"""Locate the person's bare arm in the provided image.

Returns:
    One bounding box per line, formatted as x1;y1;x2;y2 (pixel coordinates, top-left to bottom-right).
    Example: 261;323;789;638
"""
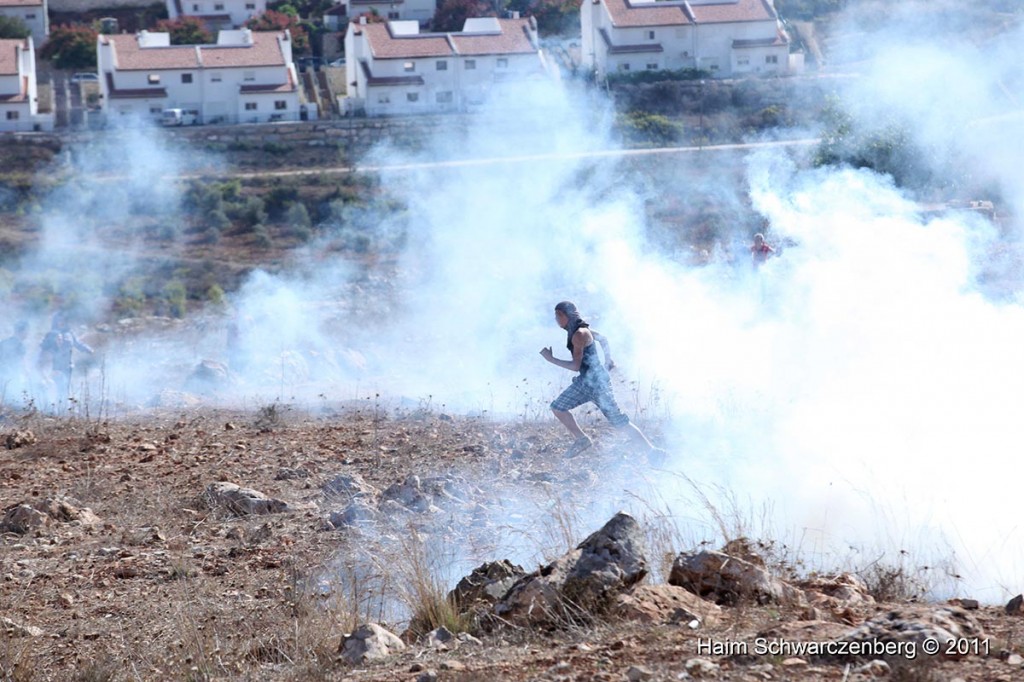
592;330;615;370
540;329;589;372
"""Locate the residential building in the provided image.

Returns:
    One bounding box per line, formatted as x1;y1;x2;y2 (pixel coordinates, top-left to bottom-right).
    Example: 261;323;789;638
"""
165;0;267;31
0;37;50;132
325;0;437;29
98;28;300;125
581;0;796;79
0;0;47;48
345;16;555;116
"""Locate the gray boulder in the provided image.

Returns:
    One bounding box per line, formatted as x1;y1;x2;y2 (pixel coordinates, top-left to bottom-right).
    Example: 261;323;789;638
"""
205;482;288;516
449;560;527;610
669;549;804;606
338;623;405;664
496;512;648;625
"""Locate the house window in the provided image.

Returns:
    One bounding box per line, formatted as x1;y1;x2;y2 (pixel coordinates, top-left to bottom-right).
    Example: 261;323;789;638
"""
403;61;415;72
710;64;719;70
25;13;35;19
274;100;287;110
149;106;162;114
766;55;778;64
465;59;476;70
192;3;200;10
497;58;508;69
436;91;452;103
148;74;161;84
646;30;655;40
245;102;257;110
182;73;193;83
243;71;255;81
214;3;224;9
406;92;419;102
388;11;399;18
618;63;630;71
738;57;749;66
682;50;689;57
211;72;222;82
436;60;447;71
5;111;18;120
377;94;390;103
245;2;255;7
646;63;657;70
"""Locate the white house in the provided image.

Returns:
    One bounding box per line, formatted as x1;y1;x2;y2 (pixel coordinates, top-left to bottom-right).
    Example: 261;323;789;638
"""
98;29;301;125
165;0;267;31
581;0;795;80
0;0;47;48
345;17;556;116
325;0;437;29
0;37;51;132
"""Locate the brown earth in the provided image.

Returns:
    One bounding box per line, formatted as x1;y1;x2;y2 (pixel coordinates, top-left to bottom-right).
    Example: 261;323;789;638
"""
2;408;1023;681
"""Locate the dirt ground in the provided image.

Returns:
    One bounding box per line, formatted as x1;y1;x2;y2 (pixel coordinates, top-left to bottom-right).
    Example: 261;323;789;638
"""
2;407;1023;681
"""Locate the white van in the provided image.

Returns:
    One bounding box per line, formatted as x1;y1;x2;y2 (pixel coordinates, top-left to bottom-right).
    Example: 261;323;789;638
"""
161;108;199;126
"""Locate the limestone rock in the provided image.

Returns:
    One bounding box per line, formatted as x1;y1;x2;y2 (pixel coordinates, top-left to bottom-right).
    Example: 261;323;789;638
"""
0;617;44;637
614;584;721;627
338;623;406;664
322;472;378;502
33;498;100;526
496;512;648;625
328;501;380;528
0;504;49;534
3;430;36;449
836;606;985;661
669;549;804;606
205;482;288;516
450;560;527;610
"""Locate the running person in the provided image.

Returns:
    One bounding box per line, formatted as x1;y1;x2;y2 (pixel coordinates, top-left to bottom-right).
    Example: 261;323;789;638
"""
540;301;666;464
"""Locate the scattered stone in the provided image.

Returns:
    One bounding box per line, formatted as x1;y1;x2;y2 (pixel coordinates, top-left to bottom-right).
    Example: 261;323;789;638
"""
496;513;648;625
3;430;36;449
422;626;455;650
328;501;380;528
851;659;892;675
275;467;310;481
450;560;527;610
625;664;652;681
953;598;979;610
322;472;379;501
1006;653;1023;666
439;660;465;671
669;549;804;606
381;475;434;512
415;671;438;682
684;658;719;678
614;584;721;627
204;482;288;516
58;593;73;608
185;360;233;393
0;504;49;535
836;606;985;661
338;623;405;664
1005;594;1022;615
0;617;44;637
456;632;482;646
781;657;807;666
33;498;101;526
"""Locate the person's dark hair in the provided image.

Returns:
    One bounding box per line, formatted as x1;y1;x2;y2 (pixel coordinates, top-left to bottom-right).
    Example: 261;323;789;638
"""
555;301;589;350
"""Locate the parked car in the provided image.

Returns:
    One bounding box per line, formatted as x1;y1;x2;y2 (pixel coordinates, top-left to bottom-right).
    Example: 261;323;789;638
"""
327;57;346;67
70;73;99;84
161;108;199;126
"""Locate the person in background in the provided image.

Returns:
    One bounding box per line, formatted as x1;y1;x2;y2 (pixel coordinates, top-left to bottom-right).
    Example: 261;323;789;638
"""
540;301;666;465
750;233;775;266
38;312;93;409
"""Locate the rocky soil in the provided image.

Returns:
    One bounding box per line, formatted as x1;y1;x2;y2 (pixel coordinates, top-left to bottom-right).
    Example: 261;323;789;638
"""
2;407;1023;682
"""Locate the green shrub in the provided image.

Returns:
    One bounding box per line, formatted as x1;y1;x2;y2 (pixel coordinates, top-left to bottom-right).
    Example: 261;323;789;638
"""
614;111;682;145
162;280;188;318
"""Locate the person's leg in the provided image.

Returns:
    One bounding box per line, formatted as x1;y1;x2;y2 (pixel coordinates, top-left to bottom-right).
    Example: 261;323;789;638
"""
551;380;593;455
594;383;666;463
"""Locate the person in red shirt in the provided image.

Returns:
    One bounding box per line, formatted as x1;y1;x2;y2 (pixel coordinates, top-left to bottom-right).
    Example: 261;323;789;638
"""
750;233;775;266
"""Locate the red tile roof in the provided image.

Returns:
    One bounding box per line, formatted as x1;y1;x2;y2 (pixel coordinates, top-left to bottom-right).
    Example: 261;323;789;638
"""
0;38;25;77
101;31;288;71
104;72;168;99
689;0;776;23
361;18;537;59
450;19;537;56
363;23;453;59
359;59;424;86
0;0;42;7
603;0;777;28
603;0;693;28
